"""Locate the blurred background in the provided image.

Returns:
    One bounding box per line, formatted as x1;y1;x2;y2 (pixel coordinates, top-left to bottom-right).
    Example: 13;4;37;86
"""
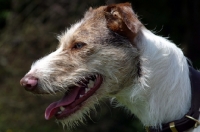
0;0;199;132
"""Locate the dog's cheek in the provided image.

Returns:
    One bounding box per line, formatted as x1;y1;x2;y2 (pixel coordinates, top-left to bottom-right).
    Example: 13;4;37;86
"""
104;49;137;93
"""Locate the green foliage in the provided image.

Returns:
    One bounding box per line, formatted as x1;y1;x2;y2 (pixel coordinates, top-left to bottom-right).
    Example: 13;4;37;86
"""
0;0;11;29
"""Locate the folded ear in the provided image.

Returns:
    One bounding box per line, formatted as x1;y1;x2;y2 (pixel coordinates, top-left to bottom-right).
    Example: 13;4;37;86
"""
104;3;142;42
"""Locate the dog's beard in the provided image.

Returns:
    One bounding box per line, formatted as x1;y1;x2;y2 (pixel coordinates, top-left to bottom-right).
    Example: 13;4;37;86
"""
55;95;101;130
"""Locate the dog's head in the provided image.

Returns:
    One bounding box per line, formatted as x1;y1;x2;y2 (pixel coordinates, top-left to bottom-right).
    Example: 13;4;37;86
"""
20;3;142;128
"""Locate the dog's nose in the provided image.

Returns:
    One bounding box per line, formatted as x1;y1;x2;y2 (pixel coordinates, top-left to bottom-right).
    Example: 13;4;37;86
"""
20;75;38;91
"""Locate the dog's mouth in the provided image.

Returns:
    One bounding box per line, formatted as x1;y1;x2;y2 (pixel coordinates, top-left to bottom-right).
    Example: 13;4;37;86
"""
45;74;103;120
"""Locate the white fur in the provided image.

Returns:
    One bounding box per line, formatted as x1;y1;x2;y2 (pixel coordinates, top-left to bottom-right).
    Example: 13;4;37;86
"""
114;27;200;131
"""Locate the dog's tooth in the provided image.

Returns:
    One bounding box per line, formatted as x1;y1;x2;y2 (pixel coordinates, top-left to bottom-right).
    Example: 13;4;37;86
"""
85;88;89;93
87;80;94;88
60;106;65;111
57;111;62;114
80;94;83;98
79;81;86;86
83;78;89;84
85;88;88;93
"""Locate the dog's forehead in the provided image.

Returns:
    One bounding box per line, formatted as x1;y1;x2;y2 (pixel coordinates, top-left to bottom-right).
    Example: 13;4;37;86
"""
57;6;107;49
57;21;83;48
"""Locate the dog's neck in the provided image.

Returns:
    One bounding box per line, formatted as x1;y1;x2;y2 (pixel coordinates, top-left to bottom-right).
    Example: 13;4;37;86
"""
115;27;191;127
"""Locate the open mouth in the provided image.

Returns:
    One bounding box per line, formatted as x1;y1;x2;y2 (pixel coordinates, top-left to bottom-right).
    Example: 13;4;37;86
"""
45;74;103;120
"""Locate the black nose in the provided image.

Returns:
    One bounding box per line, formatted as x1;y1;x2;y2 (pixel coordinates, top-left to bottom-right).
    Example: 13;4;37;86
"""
20;75;38;91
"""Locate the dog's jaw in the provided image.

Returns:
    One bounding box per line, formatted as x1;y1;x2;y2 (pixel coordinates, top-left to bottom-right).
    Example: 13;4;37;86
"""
45;74;103;120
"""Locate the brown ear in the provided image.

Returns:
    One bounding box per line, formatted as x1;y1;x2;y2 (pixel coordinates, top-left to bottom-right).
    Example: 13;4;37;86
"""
104;3;142;42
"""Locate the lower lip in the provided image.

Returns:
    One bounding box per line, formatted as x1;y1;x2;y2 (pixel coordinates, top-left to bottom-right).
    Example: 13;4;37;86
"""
55;105;81;119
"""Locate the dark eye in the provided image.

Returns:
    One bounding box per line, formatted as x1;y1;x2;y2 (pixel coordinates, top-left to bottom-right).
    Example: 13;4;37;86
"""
72;42;86;50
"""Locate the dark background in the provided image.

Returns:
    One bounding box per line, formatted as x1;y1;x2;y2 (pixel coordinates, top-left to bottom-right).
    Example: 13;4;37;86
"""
0;0;199;132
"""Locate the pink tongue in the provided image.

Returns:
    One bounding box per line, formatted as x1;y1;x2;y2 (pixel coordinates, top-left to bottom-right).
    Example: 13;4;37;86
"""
45;86;81;120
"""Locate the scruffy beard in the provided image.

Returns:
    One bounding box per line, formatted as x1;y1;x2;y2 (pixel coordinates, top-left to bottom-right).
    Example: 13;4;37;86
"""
55;94;104;130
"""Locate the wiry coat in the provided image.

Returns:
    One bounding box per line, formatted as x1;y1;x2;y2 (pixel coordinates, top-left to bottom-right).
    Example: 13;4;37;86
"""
20;3;200;132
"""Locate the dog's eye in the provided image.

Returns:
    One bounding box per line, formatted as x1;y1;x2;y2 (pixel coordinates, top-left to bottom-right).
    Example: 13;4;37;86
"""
72;42;86;50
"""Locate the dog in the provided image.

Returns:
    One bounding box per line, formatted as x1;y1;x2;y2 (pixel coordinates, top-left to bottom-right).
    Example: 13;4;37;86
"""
20;3;200;132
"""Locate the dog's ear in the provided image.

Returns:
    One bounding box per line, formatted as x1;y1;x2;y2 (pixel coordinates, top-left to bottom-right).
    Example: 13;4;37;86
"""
104;3;142;42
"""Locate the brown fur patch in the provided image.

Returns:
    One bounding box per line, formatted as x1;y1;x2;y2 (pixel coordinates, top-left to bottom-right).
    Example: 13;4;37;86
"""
104;3;143;44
